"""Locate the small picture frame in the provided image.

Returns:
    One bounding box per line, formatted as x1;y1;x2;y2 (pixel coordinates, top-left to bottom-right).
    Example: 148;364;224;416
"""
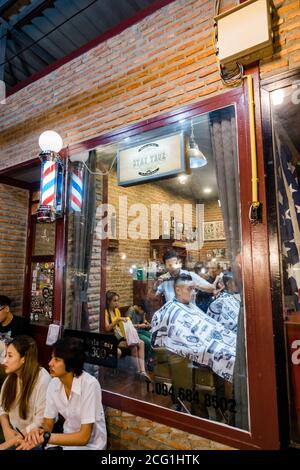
162;219;170;239
175;222;183;240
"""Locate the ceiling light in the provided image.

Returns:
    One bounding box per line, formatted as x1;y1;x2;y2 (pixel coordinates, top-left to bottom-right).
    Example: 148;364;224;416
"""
187;119;207;168
272;89;284;106
203;187;212;194
69;152;89;163
178;174;188;184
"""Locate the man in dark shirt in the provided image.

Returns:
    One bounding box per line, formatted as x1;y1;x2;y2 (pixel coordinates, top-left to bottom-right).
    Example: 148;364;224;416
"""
0;295;30;390
0;295;29;338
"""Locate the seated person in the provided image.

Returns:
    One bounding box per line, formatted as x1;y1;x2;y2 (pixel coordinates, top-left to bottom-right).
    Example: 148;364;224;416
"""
151;273;237;383
0;336;51;448
0;296;30;338
0;295;30;388
17;337;107;450
126;302;153;364
154;250;215;304
104;291;150;380
206;272;240;333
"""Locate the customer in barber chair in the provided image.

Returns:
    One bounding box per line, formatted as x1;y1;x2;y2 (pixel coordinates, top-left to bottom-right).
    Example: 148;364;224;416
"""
206;272;240;333
151;274;237;384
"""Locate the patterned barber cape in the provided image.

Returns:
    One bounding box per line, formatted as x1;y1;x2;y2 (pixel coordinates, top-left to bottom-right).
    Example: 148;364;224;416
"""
151;299;237;382
206;292;240;333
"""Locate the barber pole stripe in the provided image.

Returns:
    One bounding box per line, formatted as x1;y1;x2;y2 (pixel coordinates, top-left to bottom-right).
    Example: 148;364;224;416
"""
41;161;56;206
70;167;83;212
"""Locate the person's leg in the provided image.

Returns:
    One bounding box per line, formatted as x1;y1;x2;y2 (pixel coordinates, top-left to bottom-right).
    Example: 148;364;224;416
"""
129;344;139;370
134;340;146;373
138;331;152;362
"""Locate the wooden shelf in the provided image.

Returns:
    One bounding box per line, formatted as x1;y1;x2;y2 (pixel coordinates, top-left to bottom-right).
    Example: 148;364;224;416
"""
108;239;119;250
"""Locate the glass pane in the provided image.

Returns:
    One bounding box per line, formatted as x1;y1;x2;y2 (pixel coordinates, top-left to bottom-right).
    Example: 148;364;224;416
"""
65;105;248;430
271;83;300;445
30;261;54;325
33;222;56;256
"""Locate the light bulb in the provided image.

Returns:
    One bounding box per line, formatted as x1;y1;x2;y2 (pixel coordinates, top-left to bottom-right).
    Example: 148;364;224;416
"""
69;152;89;163
178;174;188;184
39;130;63;153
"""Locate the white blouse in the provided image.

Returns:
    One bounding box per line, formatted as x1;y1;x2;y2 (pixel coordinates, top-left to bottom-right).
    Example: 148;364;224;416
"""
0;367;51;434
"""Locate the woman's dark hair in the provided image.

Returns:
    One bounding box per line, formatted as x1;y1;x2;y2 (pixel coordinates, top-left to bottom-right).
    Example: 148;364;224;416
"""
52;337;85;377
2;335;40;420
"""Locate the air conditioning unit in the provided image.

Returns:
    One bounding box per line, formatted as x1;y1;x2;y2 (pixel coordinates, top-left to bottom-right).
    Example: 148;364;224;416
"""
215;0;273;67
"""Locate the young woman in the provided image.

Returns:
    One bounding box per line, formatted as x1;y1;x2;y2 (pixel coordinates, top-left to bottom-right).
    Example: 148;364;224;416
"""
0;335;51;446
104;291;150;380
18;336;107;450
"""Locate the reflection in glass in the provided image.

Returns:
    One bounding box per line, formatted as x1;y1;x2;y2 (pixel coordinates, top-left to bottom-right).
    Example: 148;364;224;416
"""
271;83;300;445
65;106;248;430
33;223;56;256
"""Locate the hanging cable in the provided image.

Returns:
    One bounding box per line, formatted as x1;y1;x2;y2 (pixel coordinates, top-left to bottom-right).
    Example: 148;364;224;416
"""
81;153;118;177
213;0;243;88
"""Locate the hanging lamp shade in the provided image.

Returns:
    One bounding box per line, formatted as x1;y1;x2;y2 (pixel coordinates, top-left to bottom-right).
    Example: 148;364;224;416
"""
187;120;207;168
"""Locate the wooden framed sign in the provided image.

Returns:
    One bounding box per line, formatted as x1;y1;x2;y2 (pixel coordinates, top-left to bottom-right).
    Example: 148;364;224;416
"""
117;131;186;186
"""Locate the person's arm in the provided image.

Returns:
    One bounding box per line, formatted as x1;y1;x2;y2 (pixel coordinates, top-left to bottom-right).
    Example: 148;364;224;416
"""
0;435;23;450
104;311;127;332
26;370;51;433
46;423;94;447
0;414;17;441
191;272;215;293
17;417;55;449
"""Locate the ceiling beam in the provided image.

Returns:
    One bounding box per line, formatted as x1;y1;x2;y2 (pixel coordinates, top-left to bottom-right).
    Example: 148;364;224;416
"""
7;0;55;31
0;0;18;15
0;23;7;81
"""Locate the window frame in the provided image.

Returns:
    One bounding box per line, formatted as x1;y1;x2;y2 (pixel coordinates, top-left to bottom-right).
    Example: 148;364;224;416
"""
68;68;279;449
261;67;300;448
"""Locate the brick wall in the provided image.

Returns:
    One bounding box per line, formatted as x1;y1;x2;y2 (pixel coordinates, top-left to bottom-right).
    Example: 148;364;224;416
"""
1;1;299;174
0;0;235;170
260;0;300;78
0;184;28;316
106;408;235;450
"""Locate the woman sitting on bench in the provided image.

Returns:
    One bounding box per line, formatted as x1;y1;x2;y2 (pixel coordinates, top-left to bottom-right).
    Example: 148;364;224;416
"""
104;291;150;381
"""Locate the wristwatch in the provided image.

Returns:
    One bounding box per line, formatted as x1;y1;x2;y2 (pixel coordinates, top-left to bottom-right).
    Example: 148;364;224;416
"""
42;431;51;448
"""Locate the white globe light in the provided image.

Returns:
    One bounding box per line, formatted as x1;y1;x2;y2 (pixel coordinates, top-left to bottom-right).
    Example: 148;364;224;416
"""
39;130;63;153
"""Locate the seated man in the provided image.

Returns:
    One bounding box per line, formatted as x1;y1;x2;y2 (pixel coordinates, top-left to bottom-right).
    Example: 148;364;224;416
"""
0;295;29;339
151;273;237;383
206;272;240;333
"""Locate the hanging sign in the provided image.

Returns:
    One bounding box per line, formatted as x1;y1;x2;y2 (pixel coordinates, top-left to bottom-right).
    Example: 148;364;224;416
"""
117;131;186;186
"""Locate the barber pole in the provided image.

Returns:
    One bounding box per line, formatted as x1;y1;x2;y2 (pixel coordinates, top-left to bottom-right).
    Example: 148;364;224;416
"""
41;160;56;206
70;165;83;212
37;152;64;223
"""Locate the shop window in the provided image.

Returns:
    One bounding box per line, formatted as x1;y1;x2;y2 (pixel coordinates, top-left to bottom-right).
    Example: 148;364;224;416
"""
65;105;249;432
265;72;300;446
